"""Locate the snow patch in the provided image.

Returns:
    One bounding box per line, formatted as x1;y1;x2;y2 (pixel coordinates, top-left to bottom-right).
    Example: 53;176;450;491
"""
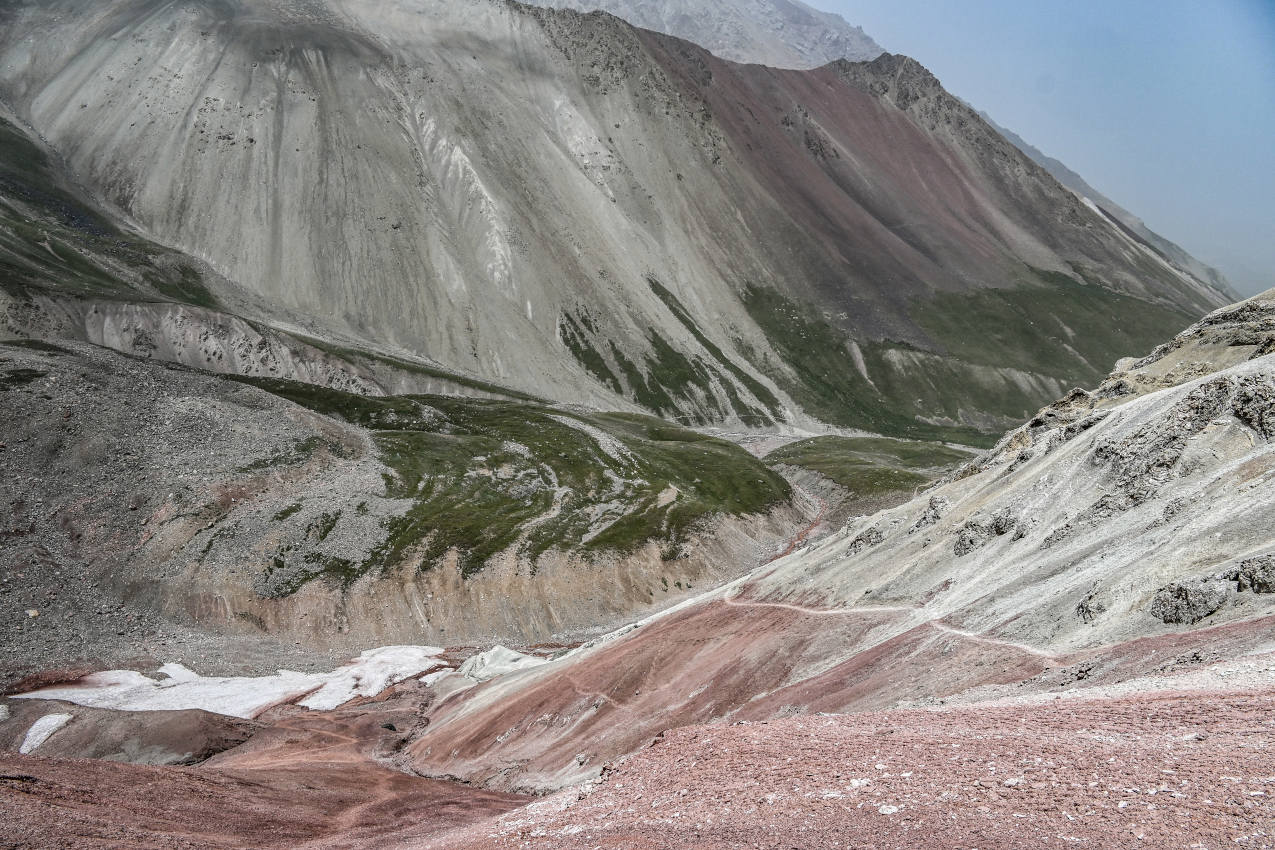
19;713;72;753
14;646;447;719
458;645;549;682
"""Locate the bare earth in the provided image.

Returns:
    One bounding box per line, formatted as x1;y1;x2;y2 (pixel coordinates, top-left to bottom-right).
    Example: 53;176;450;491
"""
2;678;1271;848
424;685;1275;849
0;684;531;849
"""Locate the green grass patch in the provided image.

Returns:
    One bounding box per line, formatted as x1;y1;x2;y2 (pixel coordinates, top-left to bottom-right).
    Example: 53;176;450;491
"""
272;503;302;522
911;267;1196;386
238;435;334;472
0;367;46;390
740;284;989;444
765;435;973;495
236;376;791;587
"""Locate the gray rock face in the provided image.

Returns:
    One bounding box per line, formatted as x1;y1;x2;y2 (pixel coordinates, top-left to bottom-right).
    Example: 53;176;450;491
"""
1232;375;1275;439
908;495;950;534
846;524;885;555
1150;579;1231;625
952;508;1017;556
1236;556;1275;594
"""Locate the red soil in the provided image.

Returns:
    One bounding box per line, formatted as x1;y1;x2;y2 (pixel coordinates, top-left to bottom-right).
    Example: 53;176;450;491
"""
424;686;1275;849
0;682;529;848
0;754;528;849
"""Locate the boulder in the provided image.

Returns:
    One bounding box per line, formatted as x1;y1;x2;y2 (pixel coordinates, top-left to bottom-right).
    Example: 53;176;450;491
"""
1150;578;1231;624
1236;555;1275;593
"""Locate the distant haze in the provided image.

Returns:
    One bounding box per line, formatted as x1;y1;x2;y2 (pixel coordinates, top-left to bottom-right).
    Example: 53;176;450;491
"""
816;0;1275;296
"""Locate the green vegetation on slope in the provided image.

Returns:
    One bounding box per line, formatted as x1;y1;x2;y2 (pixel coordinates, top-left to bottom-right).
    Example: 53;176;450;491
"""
559;311;623;394
742;272;1195;445
233;376;791;586
912;267;1196;387
559;281;788;427
765;435;972;497
647;276;782;423
740;284;991;445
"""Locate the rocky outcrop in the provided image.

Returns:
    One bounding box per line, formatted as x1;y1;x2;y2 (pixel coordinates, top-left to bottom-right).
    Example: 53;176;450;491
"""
951;507;1018;556
1150;579;1232;625
1236;556;1275;594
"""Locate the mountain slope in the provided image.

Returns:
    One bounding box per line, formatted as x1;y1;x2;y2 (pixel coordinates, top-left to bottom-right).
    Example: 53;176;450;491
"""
523;0;1234;309
528;0;883;68
394;290;1275;793
0;0;1232;439
0;336;804;680
979;111;1235;298
6;291;1273;848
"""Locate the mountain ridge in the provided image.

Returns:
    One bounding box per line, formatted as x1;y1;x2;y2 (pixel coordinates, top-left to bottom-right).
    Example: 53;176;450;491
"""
0;0;1232;442
526;0;884;68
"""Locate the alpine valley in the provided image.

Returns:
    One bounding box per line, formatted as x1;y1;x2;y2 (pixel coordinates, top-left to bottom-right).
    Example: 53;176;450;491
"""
0;2;1269;848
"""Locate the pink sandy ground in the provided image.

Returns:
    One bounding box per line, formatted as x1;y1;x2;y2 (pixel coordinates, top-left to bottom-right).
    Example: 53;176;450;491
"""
2;670;1272;848
420;685;1275;850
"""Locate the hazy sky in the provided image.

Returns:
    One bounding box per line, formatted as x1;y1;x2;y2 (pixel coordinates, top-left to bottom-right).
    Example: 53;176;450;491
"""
815;0;1274;296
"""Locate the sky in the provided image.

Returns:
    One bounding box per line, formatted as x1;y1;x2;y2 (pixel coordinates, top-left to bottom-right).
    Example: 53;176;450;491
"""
814;0;1275;296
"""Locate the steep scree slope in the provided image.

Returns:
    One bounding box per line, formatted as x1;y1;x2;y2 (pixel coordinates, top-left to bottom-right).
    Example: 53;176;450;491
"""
0;0;1232;437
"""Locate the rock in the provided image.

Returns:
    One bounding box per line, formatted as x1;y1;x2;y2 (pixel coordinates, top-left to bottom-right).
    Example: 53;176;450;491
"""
846;524;885;555
1150;579;1231;624
953;521;991;557
25;609;38;618
908;496;949;534
953;509;1016;556
1231;375;1275;439
1076;591;1106;624
1236;555;1275;593
1011;517;1037;541
1162;497;1188;522
990;507;1018;536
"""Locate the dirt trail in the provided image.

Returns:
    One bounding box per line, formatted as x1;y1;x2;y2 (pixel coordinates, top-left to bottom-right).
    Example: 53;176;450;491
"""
720;595;1057;662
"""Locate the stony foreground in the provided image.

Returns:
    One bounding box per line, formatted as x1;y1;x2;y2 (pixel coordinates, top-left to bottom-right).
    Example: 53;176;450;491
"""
425;681;1275;850
2;672;1271;849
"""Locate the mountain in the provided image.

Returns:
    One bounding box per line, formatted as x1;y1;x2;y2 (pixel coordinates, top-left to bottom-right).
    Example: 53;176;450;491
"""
979;110;1236;298
528;0;884;68
6;289;1273;846
535;1;1238;326
0;2;1268;844
0;0;1231;444
394;288;1275;793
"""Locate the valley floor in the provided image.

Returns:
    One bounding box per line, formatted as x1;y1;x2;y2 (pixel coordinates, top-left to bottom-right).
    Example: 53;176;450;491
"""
2;662;1271;849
